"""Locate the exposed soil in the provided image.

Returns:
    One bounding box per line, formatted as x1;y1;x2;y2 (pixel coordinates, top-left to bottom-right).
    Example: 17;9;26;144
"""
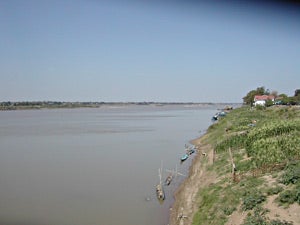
168;135;300;225
225;175;300;225
169;135;216;225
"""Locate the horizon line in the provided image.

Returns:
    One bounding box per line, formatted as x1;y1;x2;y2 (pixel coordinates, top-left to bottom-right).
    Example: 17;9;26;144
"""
0;100;242;104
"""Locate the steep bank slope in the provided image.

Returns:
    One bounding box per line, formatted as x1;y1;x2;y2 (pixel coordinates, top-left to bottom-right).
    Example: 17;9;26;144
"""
169;106;300;225
169;135;216;225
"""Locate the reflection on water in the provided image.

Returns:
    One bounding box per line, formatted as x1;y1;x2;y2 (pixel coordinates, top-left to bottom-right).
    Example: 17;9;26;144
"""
0;105;218;225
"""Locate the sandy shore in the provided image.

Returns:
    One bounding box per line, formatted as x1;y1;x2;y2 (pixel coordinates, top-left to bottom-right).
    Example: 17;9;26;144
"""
168;134;215;225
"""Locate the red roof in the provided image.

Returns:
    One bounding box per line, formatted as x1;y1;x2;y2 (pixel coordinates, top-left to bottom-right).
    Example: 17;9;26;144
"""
254;95;275;101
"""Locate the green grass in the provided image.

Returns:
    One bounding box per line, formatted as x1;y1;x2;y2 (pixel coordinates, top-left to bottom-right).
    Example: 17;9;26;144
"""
192;105;300;225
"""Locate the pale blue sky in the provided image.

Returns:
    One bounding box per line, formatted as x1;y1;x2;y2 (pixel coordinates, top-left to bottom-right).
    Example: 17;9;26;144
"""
0;0;299;103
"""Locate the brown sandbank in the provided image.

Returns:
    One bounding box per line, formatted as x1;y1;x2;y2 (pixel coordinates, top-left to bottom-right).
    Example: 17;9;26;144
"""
169;134;216;225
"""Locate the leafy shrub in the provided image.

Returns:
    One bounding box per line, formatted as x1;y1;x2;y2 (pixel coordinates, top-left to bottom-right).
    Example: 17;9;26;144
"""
243;206;294;225
242;192;266;210
277;190;296;205
242;206;268;225
294;184;300;204
266;186;284;195
214;119;300;168
222;206;236;216
269;220;293;225
280;161;300;185
255;105;266;110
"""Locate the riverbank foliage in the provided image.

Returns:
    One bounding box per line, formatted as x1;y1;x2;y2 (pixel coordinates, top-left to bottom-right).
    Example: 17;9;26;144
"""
0;101;220;110
193;105;300;225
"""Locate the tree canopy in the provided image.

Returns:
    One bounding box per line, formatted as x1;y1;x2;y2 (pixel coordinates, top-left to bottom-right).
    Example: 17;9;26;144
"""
243;87;300;106
243;86;267;106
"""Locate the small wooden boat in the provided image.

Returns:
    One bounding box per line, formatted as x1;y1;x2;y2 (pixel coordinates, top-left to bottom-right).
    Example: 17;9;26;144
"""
165;165;185;185
156;168;165;201
156;183;165;200
165;173;173;186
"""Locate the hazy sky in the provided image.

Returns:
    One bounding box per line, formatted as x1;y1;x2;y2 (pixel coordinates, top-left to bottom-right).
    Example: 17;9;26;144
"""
1;0;299;103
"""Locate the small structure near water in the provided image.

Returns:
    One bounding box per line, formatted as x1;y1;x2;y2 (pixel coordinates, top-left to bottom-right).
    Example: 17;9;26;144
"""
156;167;165;201
211;111;227;121
165;165;185;186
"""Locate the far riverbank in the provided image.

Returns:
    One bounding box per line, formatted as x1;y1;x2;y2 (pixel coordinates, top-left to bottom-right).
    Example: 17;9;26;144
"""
0;101;240;111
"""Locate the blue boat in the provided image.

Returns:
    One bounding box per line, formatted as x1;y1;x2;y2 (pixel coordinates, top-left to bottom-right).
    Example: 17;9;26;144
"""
181;154;189;162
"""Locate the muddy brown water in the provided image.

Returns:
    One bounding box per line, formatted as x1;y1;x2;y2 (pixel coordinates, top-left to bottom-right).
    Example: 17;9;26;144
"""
0;105;220;225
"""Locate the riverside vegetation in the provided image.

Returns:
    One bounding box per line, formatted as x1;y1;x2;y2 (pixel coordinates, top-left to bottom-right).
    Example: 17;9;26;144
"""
192;105;300;225
0;101;219;110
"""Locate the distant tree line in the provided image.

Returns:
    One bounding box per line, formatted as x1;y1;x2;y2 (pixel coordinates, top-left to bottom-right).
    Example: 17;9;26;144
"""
243;86;300;106
0;101;102;110
0;101;215;110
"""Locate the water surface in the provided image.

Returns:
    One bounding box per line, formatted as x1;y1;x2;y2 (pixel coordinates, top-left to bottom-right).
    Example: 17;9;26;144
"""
0;105;219;225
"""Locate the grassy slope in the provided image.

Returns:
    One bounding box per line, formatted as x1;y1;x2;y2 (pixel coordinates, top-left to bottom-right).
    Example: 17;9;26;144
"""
192;106;300;225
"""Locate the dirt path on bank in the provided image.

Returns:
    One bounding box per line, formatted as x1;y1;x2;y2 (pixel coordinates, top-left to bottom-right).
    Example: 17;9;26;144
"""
169;135;216;225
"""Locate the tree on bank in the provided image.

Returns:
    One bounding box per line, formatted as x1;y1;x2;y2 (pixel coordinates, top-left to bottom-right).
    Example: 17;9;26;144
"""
294;89;300;103
243;87;300;106
242;86;267;106
281;89;300;105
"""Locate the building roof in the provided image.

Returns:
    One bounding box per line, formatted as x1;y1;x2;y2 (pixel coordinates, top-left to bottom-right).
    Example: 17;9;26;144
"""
254;95;275;101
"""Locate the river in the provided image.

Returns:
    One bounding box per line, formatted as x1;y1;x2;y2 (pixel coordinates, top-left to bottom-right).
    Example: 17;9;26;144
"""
0;105;221;225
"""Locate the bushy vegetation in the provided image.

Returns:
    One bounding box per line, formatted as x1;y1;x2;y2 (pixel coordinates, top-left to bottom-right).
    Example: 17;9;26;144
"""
242;190;266;210
243;87;300;106
243;206;293;225
213;108;300;168
280;161;300;185
193;105;300;225
276;161;300;206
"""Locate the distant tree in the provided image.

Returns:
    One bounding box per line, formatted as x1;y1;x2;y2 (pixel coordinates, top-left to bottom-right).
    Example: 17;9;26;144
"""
256;86;266;95
243;90;257;106
294;89;300;104
276;94;287;105
281;97;289;105
288;96;298;105
278;93;288;98
265;99;274;107
3;101;11;106
270;91;278;98
243;86;266;106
